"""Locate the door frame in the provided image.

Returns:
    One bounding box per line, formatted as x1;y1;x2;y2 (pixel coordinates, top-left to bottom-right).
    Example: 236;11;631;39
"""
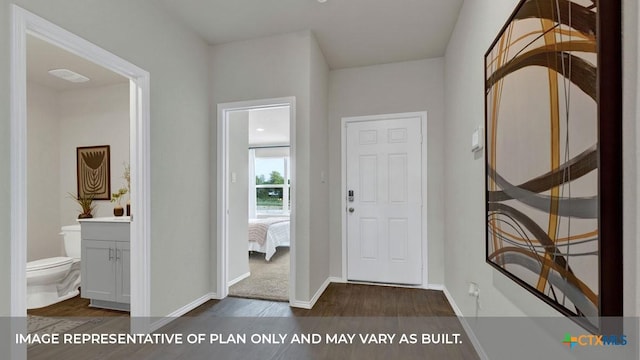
340;111;428;286
10;6;151;323
216;97;296;304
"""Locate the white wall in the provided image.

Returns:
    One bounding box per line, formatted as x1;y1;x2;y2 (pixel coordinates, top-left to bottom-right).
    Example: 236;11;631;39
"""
624;0;639;318
1;0;212;319
27;82;62;261
444;0;639;324
58;83;129;225
210;30;330;302
309;33;330;294
27;82;129;262
443;0;639;356
445;0;577;320
327;58;446;285
227;110;249;282
0;2;9;318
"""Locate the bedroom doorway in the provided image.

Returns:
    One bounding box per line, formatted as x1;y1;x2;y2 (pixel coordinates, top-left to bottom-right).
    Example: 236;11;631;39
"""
216;98;296;304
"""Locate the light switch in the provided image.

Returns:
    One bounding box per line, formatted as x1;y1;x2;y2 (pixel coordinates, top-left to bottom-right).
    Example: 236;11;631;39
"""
471;126;484;152
320;171;326;183
231;172;237;183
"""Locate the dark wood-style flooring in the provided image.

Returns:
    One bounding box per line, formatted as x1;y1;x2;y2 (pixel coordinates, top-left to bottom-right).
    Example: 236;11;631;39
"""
293;283;457;317
27;293;129;317
27;283;479;360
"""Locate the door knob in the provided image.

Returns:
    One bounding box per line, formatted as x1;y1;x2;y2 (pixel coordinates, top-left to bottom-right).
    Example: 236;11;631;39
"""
348;207;355;213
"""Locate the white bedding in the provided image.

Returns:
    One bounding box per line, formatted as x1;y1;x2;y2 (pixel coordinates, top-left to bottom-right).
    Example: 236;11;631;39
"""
248;220;290;261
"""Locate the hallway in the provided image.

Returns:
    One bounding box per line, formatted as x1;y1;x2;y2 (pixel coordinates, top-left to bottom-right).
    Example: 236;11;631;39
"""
27;284;478;360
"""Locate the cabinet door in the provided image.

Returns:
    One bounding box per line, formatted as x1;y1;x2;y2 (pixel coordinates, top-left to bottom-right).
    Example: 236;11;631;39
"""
116;242;131;304
81;240;116;301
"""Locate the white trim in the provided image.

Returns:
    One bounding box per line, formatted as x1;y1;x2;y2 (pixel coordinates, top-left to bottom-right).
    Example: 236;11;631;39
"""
290;277;331;309
637;0;640;319
10;6;151;327
248;149;257;219
10;4;27;319
340;111;428;286
149;293;215;333
425;283;444;291
216;97;297;306
227;272;251;287
442;287;464;317
442;287;489;360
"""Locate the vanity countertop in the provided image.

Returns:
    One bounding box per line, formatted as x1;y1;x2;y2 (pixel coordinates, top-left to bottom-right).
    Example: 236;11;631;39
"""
77;216;131;223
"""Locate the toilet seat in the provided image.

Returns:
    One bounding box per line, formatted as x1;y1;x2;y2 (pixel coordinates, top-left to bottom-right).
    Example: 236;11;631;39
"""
27;257;73;272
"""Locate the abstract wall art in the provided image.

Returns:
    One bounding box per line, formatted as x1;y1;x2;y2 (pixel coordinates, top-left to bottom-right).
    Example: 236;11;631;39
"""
485;0;622;332
77;145;111;200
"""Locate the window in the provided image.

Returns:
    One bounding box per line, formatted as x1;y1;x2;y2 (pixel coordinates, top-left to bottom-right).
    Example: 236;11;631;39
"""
249;147;290;217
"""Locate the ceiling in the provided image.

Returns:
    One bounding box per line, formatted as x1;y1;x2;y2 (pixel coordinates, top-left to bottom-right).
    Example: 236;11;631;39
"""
27;1;464;88
27;35;127;91
248;107;290;146
157;0;464;69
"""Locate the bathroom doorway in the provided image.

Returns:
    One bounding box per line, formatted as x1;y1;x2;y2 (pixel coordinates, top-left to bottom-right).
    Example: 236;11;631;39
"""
10;6;151;325
25;33;131;318
216;98;296;304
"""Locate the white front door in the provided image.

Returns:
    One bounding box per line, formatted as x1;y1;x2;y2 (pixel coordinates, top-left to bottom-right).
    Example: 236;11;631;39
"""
346;115;423;285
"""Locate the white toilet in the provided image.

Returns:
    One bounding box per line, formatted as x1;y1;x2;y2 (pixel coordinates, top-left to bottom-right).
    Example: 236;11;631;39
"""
27;224;82;309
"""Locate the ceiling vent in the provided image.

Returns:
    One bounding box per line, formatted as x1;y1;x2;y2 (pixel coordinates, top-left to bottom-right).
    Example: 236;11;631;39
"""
48;68;90;83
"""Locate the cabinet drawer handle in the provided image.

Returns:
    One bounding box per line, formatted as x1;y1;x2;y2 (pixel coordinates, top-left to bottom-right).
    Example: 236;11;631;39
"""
109;248;114;261
116;249;121;262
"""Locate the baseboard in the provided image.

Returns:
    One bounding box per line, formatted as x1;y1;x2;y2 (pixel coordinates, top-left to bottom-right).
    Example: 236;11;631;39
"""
329;276;345;283
149;292;215;332
442;287;488;360
290;277;331;309
425;283;444;291
227;272;250;287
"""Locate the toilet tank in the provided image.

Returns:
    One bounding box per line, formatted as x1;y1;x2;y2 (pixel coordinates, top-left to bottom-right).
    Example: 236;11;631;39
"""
61;224;81;259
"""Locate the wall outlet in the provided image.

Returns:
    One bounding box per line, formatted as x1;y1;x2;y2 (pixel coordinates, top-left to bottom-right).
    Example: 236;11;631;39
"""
468;282;479;297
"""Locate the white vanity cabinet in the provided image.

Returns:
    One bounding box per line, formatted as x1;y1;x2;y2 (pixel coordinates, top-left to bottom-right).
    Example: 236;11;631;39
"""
79;218;130;311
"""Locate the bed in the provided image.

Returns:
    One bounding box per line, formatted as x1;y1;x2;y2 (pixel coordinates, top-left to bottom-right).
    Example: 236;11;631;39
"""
248;217;290;261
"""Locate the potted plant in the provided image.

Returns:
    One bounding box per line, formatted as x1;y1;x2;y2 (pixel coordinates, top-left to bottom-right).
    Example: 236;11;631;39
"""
111;187;128;216
68;192;96;219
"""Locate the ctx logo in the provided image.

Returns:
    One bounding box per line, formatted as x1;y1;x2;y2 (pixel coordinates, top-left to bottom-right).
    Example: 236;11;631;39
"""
562;333;627;350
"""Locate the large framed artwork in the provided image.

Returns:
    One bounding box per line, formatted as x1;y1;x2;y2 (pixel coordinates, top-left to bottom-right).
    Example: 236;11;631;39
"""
485;0;622;333
77;145;111;200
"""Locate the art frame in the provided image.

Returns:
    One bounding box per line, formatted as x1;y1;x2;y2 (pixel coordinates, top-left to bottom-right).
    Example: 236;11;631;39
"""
77;145;111;200
484;0;622;333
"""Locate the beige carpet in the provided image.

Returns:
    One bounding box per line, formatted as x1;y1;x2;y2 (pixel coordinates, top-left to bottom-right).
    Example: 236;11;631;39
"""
229;248;289;302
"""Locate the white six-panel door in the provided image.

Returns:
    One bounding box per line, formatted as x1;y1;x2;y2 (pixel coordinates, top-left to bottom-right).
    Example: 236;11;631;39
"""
346;115;423;285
